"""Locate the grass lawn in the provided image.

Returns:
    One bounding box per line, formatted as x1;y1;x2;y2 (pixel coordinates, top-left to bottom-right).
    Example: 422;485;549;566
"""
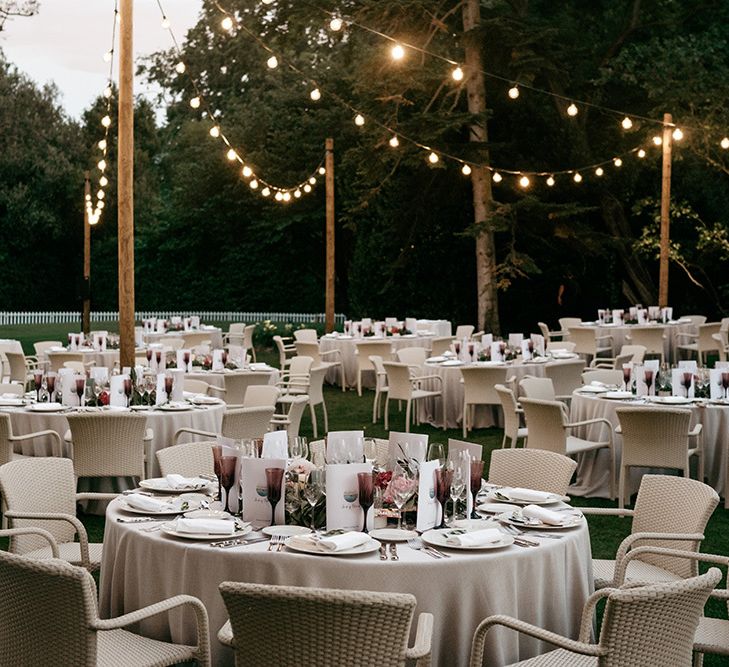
2;326;727;662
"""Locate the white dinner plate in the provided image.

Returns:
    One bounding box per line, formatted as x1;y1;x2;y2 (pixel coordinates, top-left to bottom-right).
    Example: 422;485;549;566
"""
26;402;68;412
477;502;521;515
157;403;193;412
262;525;312;537
648;396;693;405
129;404;153;411
497;511;583;530
576;385;611;394
527;357;549;364
421;528;513;551
441;360;464;367
161;517;251;540
190;396;224;405
139;477;213;493
602;391;634;400
426;356;447;363
450;518;495;531
489;489;561;505
0;398;24;406
474;360;506;367
118;493;208;515
550;352;578;359
284;537;381;556
368;528;418;542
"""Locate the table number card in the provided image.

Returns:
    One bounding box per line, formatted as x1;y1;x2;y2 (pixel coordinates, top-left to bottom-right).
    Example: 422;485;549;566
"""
530;334;545;356
482;333;493;348
508;333;523;349
636;360;659;396
262;430;288;459
612;310;624;324
191;316;200;329
212;349;225;372
672;369;695;398
325;462;373;531
110;375;128;407
416;459;439;532
678;360;698;372
661;307;673;322
447;439;483;465
176;350;193;372
155;374;167;405
241;457;287;525
91;367;109;386
521;339;533;361
490;342;504;362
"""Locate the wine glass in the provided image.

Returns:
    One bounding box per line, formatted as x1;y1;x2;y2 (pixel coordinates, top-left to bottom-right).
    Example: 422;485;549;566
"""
622;365;632;392
357;472;374;533
454;341;461;356
265;467;285;527
427;442;445;464
450;468;466;524
155;350;163;371
46;374;56;402
164;375;173;404
183;350;191;370
146;349;153;367
211;445;223;502
221;350;228;366
252;438;264;458
682;372;693;398
363;438;378;464
33;372;43;402
722;372;729;400
288;436;308;460
75;378;85;406
644;369;654;397
303;468;324;532
220;456;237;513
434;467;453;529
469;459;484;519
390;465;416;531
123;378;132;407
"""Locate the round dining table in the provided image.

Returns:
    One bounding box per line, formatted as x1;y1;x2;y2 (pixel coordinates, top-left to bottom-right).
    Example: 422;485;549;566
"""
144;327;224;349
186;366;280;392
100;502;593;666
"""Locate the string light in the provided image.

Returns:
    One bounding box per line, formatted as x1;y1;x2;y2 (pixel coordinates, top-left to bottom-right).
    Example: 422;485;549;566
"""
621;117;633;130
241;165;253;178
518;175;530;188
637;149;646;158
461;164;471;175
613;158;623;167
98;159;106;171
266;55;278;69
595;167;604;176
546;176;555;186
672;127;684;141
221;16;233;30
304;184;312;193
175;61;186;73
721;137;729;149
508;85;520;100
329;17;343;31
282;192;291;202
451;66;464;82
652;136;663;146
428;151;439;164
318;167;326;175
573;172;583;183
262;187;271;196
209;126;220;138
226;148;238;161
294;189;302;198
275;191;283;201
190;96;201;108
101;115;111;127
389;135;400;148
249;179;259;189
103;50;112;63
391;44;405;61
567;103;578;117
492;172;502;183
98;139;107;150
354;113;365;126
161;16;170;29
99;176;108;187
310;88;321;101
103;86;112;99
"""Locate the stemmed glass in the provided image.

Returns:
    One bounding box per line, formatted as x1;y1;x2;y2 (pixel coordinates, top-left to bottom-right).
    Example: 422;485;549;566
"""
146;349;153;367
450;468;466;524
622;365;632;392
183;351;191;371
164;375;173;404
427;442;445;464
75;378;85;406
469;459;484;519
265;467;285;527
221;350;228;367
211;445;223;502
357;472;374;533
288;437;308;460
390;465;417;531
454;341;461;356
33;372;43;402
363;438;378;464
434;467;453;530
220;456;237;513
644;369;654;397
123;378;132;407
303;468;324;532
46;374;56;402
155;350;163;371
721;372;729;400
682;372;693;398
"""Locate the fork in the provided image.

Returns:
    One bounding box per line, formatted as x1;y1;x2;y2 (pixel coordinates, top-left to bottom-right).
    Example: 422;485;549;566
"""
407;538;441;559
500;524;562;540
267;535;280;552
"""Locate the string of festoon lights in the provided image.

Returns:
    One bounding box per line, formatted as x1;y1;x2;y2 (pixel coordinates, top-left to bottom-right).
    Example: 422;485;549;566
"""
156;0;326;204
85;1;118;225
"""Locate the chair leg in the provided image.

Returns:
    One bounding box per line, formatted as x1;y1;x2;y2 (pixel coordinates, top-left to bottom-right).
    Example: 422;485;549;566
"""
618;465;626;511
405;400;412;433
309;403;318;439
321;400;329;432
501;434;507;448
340;365;346;392
358;370;362;397
372;391;378;424
462;400;468;438
610;446;617;501
384;396;390;430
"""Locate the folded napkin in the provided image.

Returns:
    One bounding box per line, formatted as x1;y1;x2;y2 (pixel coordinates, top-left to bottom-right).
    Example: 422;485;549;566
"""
174;518;235;535
124;494;173;512
502;487;554;503
165;474;206;490
249;363;271;371
446;528;502;547
522;504;571;526
288;531;369;553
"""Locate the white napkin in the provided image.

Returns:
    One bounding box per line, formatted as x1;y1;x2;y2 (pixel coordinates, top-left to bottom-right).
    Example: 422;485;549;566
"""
522;504;570;526
165;474;207;490
502;487;553;503
446;528;502;547
317;531;370;552
124;494;173;512
174;518;235;535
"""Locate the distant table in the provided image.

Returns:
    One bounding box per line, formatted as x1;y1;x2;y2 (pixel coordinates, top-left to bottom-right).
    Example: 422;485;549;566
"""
416;319;452;337
144;328;224;349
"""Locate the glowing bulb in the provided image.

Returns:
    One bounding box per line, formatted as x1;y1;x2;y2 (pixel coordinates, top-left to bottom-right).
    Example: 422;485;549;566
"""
613;158;623;167
508;85;519;99
190;97;201;109
101;115;111;128
97;159;106;171
391;44;405;61
209;126;220;138
451;66;464;82
97;201;104;209
282;192;291;202
226;149;237;161
266;56;278;69
309;177;317;185
161;17;170;29
652;136;662;146
329;17;343;31
546;176;555;187
99;176;108;187
573;172;582;183
492;172;502;183
275;191;283;201
249;179;258;189
310;88;321;101
621;116;633;130
461;164;472;176
354;114;365;126
85;194;91;202
294;189;302;198
98;139;107;151
175;62;186;74
389;135;400;148
672;127;683;141
567;103;578;117
721;137;729;149
221;16;233;31
97;190;105;199
303;184;312;193
519;175;530;188
242;165;253;178
262;187;271;197
595;167;604;176
103;86;112;99
318;167;326;175
637;149;646;158
103;51;112;63
428;152;439;164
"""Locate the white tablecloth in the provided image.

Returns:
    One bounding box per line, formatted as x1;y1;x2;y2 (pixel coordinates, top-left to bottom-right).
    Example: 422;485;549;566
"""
186;368;280;392
44;348;120;370
578;322;693;363
144;327;224;349
569;393;728;500
100;502;593;666
416;319;452;337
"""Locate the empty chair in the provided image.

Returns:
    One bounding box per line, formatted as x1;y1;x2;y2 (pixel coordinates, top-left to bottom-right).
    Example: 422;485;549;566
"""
546;340;576;353
519;397;615;498
460;366;508;437
355;340;393;396
244;324;257;362
591;344;646;369
430;337;454;357
684;314;708;328
544;359;586;401
278;356;314;394
583;474;719;589
270;395;309;438
625;326;667;363
156;440;216;478
557;317;582;340
713;330;728;363
183;378;212;395
468;568;720;667
494;383;527;448
582;368;623;385
383;362;443;433
488;448;578;497
369;355;389;424
455;324;475;339
676;322;722;366
519;376;557;401
217;581;432;667
395;346;427;368
214;371;271;405
293;328;318;342
295;341;345;392
278;363;328;438
4;351;40;383
47;352;86;373
568;327;613;364
222;322;245;347
537;321;565;343
176;406;275;442
273;335;296;370
63;360;88;374
615;408;703;510
242;384;280;408
0;413;61;466
33;340;62;358
0;549;211;666
182;332;212;348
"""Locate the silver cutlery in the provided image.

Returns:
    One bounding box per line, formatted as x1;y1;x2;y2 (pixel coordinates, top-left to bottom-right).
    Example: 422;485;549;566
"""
267;535;284;552
211;537;269;549
499;523;561;540
408;537;450;559
379;543;388;561
277;535;285;552
407;538;441;559
389;543;399;561
116;517;165;524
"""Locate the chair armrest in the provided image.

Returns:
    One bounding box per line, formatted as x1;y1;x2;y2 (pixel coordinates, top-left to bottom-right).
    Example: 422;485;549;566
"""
174;427;217;443
144;428;154;442
579;588;615;642
595;334;613;343
676;332;698;341
0;527;59;558
208;385;226;394
319;349;341;360
617;546;729;585
613;531;705;581
9;429;62;450
217;620;235;648
590;357;616;368
566;417;612;430
76;492;122;502
412;374;443;386
689;424;702;437
405;612;433;662
5;511;91;567
579;507;634;517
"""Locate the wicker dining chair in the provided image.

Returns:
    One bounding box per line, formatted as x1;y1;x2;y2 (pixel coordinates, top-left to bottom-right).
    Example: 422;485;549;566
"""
494;383;527;448
0;413;62;466
294;341;346;392
557;318;582;340
519;397;615;498
582;369;623;386
455;324;475;340
0;548;211;666
182;332;213;349
218;582;432;667
519;376;557;401
4;351;40;384
625;326;667;364
209;371;271;405
47;352;87;373
159;336;185;351
382;361;444;433
293;328;318;343
591;344;646;369
0;382;24;397
430;336;455;356
546;340;577;353
568;327;613;365
157;440;216;478
270;394;309;438
242;384;280;409
183;378;212;395
222;322;245;347
460;366;508;437
676;322;722;366
369;355;389;424
468;568;721;667
396;346;428;369
175;406;275;442
615;408;703;510
544;359;586;401
488;448;576;496
354;340;393;397
278;363;328;438
32;340;62;358
538;321;566;344
0;457;117;571
581;474;719;590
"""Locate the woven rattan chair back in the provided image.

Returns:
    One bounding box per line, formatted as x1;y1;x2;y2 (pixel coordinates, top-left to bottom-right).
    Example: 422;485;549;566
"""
293;329;318;343
430;337;455;356
223;372;271;404
356;341;394;373
0;414;18;465
627;327;666;357
519;398;567;454
395;347;427;367
33;340;62;357
569;327;602;357
519;376;556;401
494;384;521;447
243;385;280;409
547;341;577;353
582;369;623;385
545;359;586;396
4;352;29;383
219;581;417;667
488;448;576;496
47;352;84;373
383;362;414;402
221;406;274;440
620;345;646;364
461;366;507;406
182;332;212;348
183;379;210;395
294;342;324;365
157;440;216;478
617;408;693;470
455;325;475;340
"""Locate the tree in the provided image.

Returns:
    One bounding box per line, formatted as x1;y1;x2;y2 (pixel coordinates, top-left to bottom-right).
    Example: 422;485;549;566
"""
0;1;38;31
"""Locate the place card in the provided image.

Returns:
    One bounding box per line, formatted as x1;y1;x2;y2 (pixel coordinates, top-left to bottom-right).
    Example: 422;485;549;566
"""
612;309;624;324
190;316;200;329
212;349;225;372
661;307;673;323
91;367;109;385
490;342;505;362
508;333;523;348
170;369;185;401
416;459;439;532
521;339;533;361
678;360;698;372
326;430;364;463
155;374;167;405
672;369;695;398
59;370;80;407
325;462;373;532
110;374;128;407
262;430;288;459
241;457;286;525
530;333;545;356
447;438;483;464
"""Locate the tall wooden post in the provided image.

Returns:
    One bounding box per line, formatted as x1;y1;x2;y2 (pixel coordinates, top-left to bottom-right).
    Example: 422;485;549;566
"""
325;138;335;333
658;113;673;307
82;171;91;335
118;0;135;367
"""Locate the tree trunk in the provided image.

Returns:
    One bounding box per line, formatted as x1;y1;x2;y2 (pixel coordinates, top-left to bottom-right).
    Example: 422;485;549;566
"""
462;0;500;334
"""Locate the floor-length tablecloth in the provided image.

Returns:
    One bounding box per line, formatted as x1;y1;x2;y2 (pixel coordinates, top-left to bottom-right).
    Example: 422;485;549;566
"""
101;501;593;666
577;321;693;363
144;327;224;349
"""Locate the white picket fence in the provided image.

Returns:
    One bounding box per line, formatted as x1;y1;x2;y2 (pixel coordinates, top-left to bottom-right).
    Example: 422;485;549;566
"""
0;311;346;326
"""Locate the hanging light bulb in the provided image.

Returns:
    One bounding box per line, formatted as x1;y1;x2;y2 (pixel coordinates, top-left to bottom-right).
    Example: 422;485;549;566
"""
175;62;186;74
595;167;604;176
99;176;108;187
309;177;317;185
567;103;578;116
262;187;271;197
275;191;284;201
97;190;105;200
209;126;220;138
461;164;472;176
97;201;105;210
652;136;663;146
721;137;729;149
85;194;92;202
190;97;201;109
508;85;520;99
621;116;633;130
249;179;259;189
389;135;400;148
310;88;321;101
103;51;112;63
262;0;274;4
98;139;107;151
428;152;439;164
226;148;238;161
294;189;302;198
266;56;278;69
161;17;170;29
221;16;233;31
391;44;405;61
672;127;683;141
329;17;343;31
103;86;112;99
519;175;530;188
613;158;623;167
97;159;106;171
318;167;326;175
242;165;253;178
101;115;111;127
451;66;464;82
282;192;292;202
303;184;312;193
354;114;365;126
492;172;502;183
546;175;555;187
637;149;646;158
573;172;583;183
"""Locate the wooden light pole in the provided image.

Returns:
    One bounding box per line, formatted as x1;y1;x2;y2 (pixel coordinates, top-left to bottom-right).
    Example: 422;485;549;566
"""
325;138;335;333
82;171;91;335
658;112;673;308
118;0;135;367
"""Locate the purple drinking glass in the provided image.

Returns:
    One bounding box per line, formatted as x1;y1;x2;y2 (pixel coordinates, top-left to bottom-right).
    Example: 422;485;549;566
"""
644;369;654;396
33;372;43;402
76;378;85;405
357;472;374;534
220;456;237;513
123;378;132;407
211;445;223;500
265;467;285;527
682;372;693;398
46;374;56;402
469;459;484;519
164;376;173;403
435;467;453;529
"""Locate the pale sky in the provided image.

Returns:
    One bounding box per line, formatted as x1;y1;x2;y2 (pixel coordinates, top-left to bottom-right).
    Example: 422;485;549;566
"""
0;0;203;119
